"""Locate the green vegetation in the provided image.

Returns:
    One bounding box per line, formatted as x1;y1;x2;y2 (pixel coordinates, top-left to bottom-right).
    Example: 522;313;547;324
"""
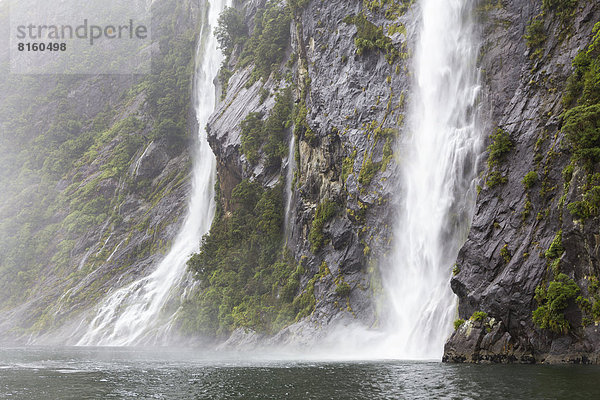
485;128;513;188
476;0;504;13
288;0;310;12
215;7;248;58
240;112;265;164
184;180;302;336
452;264;461;276
584;186;600;215
145;12;199;152
363;0;414;20
562;164;574;183
523;171;539;189
291;72;317;146
454;318;465;330
293;96;317;146
335;281;351;297
544;230;565;275
500;244;512;264
525;17;546;59
240;2;292;83
358;155;382;187
525;0;580;61
487;128;514;165
542;0;578;25
562;33;600;220
563;24;600;109
470;311;489;322
566;176;600;221
341;150;358;183
545;230;564;259
215;1;292;93
577;277;600;326
567;200;590;220
563;105;600;164
532;231;580;333
239;87;293;168
486;170;508;188
353;120;396;190
0;0;198;312
533;273;580;333
343;13;400;64
522;198;533;221
308;200;338;252
293;261;331;322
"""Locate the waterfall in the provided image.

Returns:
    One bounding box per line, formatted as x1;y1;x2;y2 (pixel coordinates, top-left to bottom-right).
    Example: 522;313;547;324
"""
76;0;229;346
284;134;296;242
384;0;482;359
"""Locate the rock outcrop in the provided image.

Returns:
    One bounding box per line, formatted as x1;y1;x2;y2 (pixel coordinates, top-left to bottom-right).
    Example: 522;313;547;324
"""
2;0;600;364
204;0;415;343
446;0;600;363
0;0;203;340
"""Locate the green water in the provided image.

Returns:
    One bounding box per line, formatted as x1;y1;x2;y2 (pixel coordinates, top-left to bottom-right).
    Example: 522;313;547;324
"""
1;347;599;399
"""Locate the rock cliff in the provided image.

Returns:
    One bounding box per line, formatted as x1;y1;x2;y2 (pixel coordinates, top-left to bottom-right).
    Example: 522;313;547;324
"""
1;0;600;364
0;0;203;341
445;0;600;363
184;0;416;345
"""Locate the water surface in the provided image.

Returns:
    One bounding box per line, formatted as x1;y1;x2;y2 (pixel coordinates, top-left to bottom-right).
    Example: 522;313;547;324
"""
1;347;599;399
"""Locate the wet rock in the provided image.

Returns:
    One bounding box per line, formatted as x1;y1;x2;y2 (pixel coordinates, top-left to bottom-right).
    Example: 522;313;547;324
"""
133;141;169;179
445;0;600;363
444;318;535;364
217;328;265;351
206;0;403;348
443;320;487;363
327;217;352;250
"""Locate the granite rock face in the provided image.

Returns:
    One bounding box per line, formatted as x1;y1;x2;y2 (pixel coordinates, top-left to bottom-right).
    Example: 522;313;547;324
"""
0;0;202;341
445;0;600;363
2;0;599;362
206;0;416;344
208;0;600;360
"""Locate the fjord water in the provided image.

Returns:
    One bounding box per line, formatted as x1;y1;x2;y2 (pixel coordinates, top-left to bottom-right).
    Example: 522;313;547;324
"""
383;0;482;358
76;0;230;345
2;347;600;399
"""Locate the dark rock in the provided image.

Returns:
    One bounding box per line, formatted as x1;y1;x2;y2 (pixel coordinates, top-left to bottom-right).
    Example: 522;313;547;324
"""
205;0;401;346
445;0;600;363
133;141;169;179
443;320;486;363
327;217;352;250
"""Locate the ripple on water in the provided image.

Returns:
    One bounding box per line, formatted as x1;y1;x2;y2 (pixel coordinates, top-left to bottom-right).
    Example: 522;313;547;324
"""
0;348;599;399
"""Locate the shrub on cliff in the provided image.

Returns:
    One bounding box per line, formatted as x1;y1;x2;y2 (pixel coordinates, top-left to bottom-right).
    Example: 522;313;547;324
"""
185;180;302;336
562;104;600;164
239;1;291;82
215;7;248;57
470;311;488;322
239;87;293;168
335;281;351;297
487;128;514;166
522;171;539;189
542;0;578;24
533;273;580;334
562;23;600;163
544;230;564;260
343;12;400;64
524;17;546;59
453;319;465;330
240;112;265;164
308;200;338;251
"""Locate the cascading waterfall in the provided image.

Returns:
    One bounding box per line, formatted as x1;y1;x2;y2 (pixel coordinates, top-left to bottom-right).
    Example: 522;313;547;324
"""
76;0;229;346
284;134;296;242
384;0;482;359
